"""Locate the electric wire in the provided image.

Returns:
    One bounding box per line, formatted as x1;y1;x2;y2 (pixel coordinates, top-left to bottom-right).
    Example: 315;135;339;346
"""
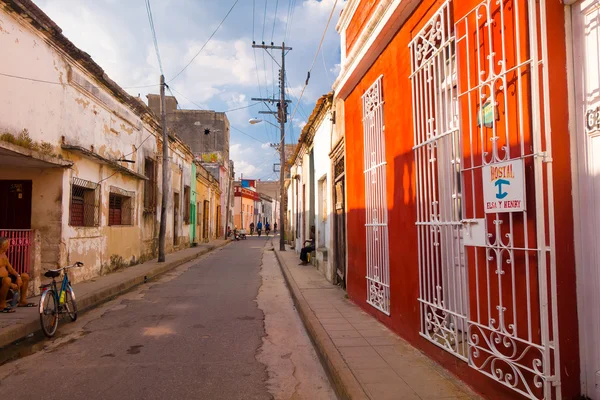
284;0;338;142
270;0;279;42
224;102;261;113
0;71;62;85
230;125;268;144
262;0;268;41
169;0;239;83
145;0;164;76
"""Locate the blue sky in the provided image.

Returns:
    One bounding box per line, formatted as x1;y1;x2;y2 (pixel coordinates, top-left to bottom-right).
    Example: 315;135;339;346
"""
35;0;344;180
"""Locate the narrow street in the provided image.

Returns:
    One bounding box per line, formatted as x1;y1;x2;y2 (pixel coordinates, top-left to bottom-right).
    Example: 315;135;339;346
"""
0;238;336;400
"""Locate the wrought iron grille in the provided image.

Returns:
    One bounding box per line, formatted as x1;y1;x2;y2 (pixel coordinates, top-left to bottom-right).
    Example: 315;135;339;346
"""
70;177;100;227
410;1;561;398
409;0;468;360
0;229;32;275
362;75;390;315
108;186;135;226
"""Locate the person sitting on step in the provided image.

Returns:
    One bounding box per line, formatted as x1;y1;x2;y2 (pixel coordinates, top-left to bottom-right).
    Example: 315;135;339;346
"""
299;226;315;266
0;237;35;313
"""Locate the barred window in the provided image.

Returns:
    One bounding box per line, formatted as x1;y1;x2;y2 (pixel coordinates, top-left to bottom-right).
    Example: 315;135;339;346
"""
70;178;100;227
183;185;191;224
109;186;134;226
144;158;156;210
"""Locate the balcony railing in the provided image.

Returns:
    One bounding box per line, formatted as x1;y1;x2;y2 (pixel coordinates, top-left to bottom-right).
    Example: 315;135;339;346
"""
0;229;32;275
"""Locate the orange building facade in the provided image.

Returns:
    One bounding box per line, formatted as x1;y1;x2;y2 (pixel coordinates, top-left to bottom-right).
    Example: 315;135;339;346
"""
334;0;585;398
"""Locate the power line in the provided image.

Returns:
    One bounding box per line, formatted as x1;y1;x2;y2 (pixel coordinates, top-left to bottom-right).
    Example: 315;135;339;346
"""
0;71;62;85
168;87;206;110
169;0;240;83
262;0;268;41
145;0;164;76
284;0;297;42
230;125;268;144
270;0;279;42
122;83;160;89
285;0;338;135
224;102;261;112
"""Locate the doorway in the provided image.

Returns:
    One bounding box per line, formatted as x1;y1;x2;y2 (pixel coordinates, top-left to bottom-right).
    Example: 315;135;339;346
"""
203;200;210;240
173;192;179;246
332;155;346;288
0;180;32;229
571;1;600;398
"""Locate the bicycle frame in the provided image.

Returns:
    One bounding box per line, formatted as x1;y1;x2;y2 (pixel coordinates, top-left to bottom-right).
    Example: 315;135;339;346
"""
39;268;74;312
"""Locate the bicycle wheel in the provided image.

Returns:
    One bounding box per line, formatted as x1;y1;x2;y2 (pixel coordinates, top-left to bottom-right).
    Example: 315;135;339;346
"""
65;286;77;322
39;290;59;337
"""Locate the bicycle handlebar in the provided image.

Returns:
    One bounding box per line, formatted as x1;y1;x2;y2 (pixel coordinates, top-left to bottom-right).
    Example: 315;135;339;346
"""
47;261;84;273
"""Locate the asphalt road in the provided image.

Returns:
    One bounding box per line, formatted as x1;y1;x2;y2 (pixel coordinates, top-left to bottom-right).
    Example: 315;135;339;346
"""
0;237;335;400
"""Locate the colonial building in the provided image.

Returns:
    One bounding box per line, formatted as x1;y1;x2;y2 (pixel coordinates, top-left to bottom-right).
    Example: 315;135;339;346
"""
193;162;221;243
233;180;259;231
333;0;584;398
147;96;232;239
287;93;341;283
0;0;195;291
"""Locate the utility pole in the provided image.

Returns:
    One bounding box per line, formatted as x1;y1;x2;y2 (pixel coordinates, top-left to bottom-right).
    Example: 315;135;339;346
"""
158;74;168;262
252;41;291;251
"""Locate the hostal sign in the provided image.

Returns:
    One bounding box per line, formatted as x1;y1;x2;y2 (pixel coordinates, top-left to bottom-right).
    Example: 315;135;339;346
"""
482;159;525;213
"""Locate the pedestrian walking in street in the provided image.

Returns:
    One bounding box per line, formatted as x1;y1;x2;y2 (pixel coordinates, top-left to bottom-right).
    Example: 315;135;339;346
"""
273;222;278;234
299;226;315;265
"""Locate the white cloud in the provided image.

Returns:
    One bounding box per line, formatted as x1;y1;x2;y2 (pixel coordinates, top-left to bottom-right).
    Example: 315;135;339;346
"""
234;160;259;178
330;63;341;76
34;0;344;178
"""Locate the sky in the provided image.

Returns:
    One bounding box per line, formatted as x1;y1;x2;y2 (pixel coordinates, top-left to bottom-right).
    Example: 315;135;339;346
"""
35;0;345;180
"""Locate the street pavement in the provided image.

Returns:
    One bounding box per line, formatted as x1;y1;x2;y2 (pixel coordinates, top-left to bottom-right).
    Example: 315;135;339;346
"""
0;236;336;400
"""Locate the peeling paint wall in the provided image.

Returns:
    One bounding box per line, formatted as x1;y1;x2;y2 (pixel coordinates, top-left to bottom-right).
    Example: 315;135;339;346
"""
0;8;195;284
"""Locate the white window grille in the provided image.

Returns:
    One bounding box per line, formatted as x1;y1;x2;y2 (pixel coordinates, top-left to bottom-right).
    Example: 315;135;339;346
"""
409;0;468;360
362;75;390;315
410;1;561;399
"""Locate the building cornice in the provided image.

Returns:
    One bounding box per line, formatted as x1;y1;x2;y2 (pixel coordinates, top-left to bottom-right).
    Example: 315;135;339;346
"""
336;0;361;32
333;0;419;99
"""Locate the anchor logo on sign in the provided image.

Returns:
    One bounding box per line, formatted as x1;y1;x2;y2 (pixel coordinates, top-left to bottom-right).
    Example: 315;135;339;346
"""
495;179;510;200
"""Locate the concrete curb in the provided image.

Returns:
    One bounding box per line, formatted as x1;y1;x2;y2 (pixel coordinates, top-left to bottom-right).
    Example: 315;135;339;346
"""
0;241;230;349
272;246;369;400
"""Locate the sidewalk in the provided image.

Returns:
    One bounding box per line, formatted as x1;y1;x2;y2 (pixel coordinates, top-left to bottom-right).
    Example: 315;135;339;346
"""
273;244;481;400
0;239;229;349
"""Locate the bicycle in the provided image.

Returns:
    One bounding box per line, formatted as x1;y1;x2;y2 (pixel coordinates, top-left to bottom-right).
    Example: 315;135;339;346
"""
39;261;83;337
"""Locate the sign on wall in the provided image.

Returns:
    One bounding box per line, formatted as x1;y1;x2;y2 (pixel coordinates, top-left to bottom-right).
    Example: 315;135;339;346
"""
482;159;525;213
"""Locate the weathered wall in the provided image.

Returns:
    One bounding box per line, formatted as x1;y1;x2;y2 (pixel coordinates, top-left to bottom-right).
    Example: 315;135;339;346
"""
312;110;334;281
0;6;195;283
0;167;64;271
147;96;230;167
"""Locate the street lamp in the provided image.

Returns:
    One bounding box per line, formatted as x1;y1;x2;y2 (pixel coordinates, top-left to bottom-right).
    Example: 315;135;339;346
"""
249;118;279;129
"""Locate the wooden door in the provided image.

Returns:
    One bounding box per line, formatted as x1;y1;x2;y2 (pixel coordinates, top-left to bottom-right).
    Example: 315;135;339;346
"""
173;192;179;246
203;200;210;240
334;170;346;288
